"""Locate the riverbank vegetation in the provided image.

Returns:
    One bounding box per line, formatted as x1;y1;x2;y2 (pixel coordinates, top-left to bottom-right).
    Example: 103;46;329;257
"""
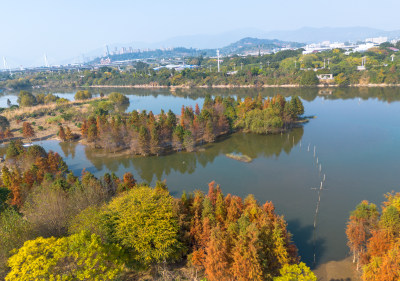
0;90;305;157
2;44;400;89
0;143;316;280
0;91;130;144
346;193;400;280
79;94;304;155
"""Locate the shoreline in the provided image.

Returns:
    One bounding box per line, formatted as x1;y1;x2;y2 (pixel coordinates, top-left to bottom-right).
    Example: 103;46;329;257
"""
313;257;361;281
85;83;400;89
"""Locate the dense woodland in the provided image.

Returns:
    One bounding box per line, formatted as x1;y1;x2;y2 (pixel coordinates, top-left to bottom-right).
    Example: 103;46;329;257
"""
0;142;316;280
2;43;400;89
77;94;304;155
346;193;400;280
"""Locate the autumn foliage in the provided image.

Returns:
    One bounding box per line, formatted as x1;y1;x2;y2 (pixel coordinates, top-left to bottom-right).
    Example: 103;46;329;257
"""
80;94;304;156
346;193;400;280
22;122;35;141
179;181;299;280
0;143;313;280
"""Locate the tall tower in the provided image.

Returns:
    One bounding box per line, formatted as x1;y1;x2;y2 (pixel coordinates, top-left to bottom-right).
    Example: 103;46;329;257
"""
3;57;11;75
105;45;110;57
44;53;49;67
217;50;220;73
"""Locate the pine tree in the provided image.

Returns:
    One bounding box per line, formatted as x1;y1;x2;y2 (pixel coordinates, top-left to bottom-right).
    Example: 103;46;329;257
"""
195;103;201;115
22;122;35;142
81;120;88;137
2;166;12;189
204;226;231;281
138;126;149;155
4;128;13;140
58;125;66;141
150;127;161;155
231;222;263;281
65;126;73;141
180;105;185;127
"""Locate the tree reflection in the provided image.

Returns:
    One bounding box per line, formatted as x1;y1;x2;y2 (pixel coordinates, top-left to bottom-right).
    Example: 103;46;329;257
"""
58;142;76;158
82;127;303;183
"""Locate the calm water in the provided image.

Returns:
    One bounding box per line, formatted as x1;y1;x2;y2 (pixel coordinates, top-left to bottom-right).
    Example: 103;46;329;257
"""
2;87;400;267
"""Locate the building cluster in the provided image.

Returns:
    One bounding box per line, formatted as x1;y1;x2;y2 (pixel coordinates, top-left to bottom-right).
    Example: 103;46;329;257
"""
303;36;398;55
104;46;174;57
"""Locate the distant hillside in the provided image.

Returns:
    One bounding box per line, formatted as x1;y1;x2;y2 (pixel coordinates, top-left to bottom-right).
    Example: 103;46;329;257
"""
90;37;304;64
83;26;400;65
219;37;304;55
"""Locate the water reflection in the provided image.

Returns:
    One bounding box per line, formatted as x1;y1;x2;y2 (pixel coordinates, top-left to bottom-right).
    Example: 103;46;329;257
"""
59;141;76;159
2;87;400;105
78;128;303;183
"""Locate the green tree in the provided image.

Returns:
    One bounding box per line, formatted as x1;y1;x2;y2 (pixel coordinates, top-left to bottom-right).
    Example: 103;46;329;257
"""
108;92;130;105
0;209;33;276
379;205;400;235
17;91;37;107
299;71;319;86
0;116;10;132
6;140;24;158
334;73;350;86
105;186;182;267
68;206;109;242
74;90;92;100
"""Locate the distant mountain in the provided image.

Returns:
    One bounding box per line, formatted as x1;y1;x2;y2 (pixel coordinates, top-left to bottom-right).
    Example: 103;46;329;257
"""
123;27;400;50
152;27;400;47
89;37;305;64
219;37;304;55
152;28;269;49
83;26;400;65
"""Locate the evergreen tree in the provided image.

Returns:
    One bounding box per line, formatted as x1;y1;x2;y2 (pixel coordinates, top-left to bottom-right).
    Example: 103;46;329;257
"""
58;125;66;141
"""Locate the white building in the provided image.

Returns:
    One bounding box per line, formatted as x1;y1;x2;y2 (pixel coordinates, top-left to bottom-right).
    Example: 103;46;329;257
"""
365;37;388;44
354;43;376;52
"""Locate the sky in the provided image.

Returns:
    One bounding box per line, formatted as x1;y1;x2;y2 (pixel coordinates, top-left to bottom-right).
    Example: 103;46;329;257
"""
1;0;400;67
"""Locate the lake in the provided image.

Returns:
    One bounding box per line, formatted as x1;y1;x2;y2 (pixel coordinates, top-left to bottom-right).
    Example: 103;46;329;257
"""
2;87;400;267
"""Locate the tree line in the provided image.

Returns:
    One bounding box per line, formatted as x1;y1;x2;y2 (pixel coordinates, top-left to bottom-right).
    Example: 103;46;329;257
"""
3;44;400;89
0;142;316;280
75;94;304;155
346;192;400;280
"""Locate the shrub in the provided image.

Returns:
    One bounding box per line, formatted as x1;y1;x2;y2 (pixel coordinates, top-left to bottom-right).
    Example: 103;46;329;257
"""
61;113;73;121
108;92;130;105
0;116;10;131
46;116;62;124
44;93;59;104
74;90;92;100
56;98;69;104
17;91;37;107
0;209;34;277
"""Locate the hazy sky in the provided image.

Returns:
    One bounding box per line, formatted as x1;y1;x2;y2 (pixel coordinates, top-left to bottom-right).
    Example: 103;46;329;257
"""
2;0;400;67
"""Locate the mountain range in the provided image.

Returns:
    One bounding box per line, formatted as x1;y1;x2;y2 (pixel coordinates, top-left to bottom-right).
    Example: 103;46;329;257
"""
67;27;400;64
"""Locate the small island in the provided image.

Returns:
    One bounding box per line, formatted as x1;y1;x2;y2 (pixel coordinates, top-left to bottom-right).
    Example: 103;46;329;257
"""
225;153;252;163
0;91;306;158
